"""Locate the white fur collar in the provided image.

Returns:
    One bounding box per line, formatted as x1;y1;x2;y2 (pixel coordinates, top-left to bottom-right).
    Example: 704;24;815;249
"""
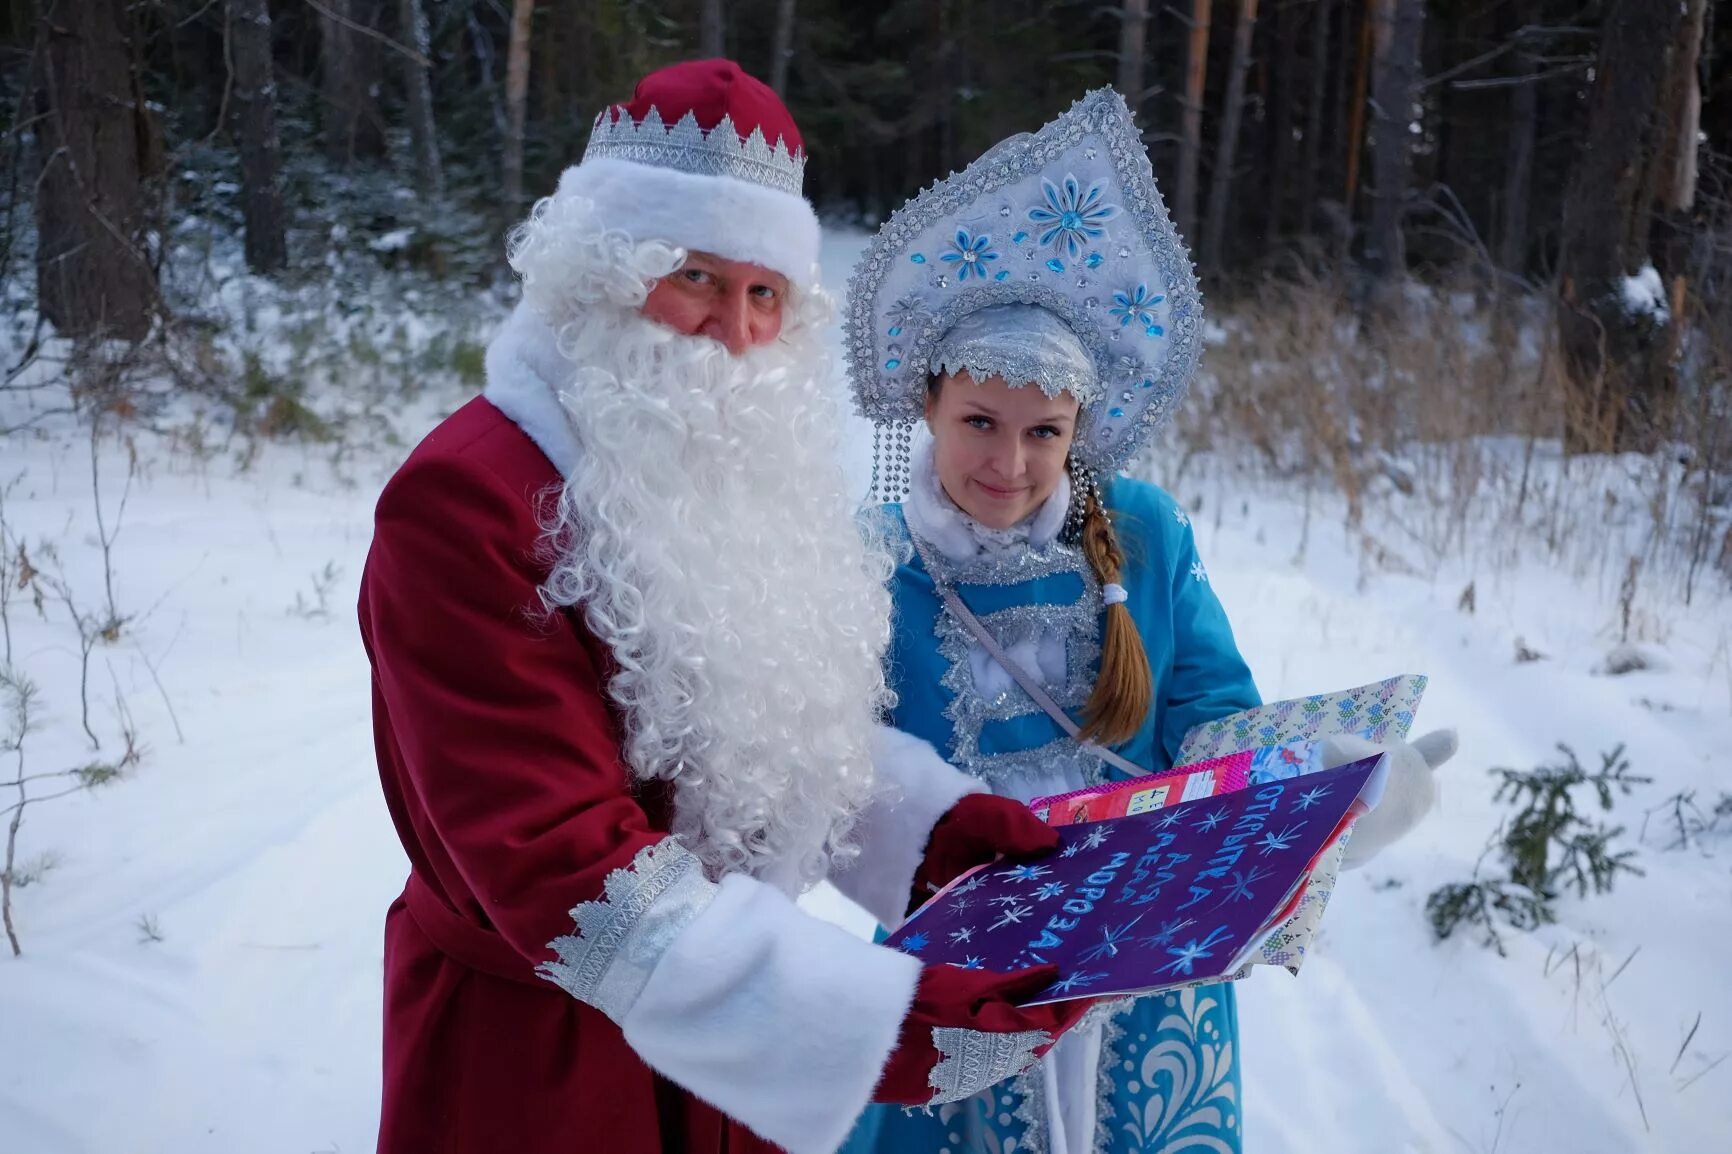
903;434;1071;562
482;302;584;476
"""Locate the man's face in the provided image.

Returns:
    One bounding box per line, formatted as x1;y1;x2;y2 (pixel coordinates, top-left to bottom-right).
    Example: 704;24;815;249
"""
641;251;790;356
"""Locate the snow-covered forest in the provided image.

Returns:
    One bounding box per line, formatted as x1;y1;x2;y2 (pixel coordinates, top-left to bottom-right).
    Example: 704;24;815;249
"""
3;2;1730;1152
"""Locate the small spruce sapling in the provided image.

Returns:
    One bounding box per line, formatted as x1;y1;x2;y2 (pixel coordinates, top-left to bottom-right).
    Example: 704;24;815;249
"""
1427;744;1649;955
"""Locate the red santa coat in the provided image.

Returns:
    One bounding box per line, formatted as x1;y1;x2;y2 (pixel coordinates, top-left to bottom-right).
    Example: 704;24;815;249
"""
360;320;984;1154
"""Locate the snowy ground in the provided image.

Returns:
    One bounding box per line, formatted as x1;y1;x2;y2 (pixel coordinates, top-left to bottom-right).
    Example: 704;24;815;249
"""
2;231;1729;1153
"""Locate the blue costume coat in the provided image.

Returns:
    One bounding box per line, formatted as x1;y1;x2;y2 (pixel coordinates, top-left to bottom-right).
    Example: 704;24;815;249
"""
844;474;1260;1154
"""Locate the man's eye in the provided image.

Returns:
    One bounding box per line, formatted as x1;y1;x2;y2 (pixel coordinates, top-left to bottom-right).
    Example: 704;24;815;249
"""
751;284;779;300
683;269;712;285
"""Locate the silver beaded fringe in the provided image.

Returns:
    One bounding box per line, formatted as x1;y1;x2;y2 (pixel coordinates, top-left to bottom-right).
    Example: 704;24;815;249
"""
869;420;918;504
1064;455;1101;543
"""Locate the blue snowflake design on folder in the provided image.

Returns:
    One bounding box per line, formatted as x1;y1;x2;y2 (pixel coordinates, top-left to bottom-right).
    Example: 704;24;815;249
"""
1161;926;1235;977
885;758;1381;1004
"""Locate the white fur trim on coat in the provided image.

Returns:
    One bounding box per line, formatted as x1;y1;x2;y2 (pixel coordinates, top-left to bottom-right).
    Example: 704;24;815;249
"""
829;726;986;930
482;303;583;476
622;871;921;1154
557;156;821;287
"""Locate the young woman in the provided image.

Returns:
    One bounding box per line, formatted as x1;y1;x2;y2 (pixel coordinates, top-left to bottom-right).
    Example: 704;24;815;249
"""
839;89;1453;1154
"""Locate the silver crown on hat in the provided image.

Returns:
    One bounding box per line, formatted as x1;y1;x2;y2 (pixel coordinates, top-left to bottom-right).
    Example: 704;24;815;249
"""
582;107;807;197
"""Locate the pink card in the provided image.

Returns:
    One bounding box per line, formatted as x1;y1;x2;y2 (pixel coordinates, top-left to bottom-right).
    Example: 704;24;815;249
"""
1030;750;1253;827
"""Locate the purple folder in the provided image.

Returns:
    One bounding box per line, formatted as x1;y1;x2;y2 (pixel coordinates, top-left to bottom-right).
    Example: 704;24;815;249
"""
884;756;1383;1004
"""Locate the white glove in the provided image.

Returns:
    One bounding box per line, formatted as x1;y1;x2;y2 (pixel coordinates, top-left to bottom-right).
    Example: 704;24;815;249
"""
1320;729;1458;869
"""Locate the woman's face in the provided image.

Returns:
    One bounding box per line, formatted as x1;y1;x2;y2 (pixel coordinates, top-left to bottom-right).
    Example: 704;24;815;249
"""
924;370;1081;529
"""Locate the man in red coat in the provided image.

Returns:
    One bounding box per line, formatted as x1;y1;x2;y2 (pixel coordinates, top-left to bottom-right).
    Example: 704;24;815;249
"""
360;60;1087;1154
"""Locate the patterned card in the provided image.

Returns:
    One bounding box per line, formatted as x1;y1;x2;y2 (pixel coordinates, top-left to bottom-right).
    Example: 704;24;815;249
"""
1247;739;1329;785
1173;674;1428;766
885;757;1383;1004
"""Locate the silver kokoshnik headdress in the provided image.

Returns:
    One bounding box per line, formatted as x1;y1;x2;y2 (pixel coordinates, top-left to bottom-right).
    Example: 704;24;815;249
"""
845;87;1205;518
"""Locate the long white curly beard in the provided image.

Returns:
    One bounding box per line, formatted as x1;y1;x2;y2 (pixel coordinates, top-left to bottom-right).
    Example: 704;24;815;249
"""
535;300;895;894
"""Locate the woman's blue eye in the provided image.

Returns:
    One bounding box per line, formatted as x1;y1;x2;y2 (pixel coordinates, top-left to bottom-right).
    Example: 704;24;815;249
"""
1030;426;1060;440
965;415;993;430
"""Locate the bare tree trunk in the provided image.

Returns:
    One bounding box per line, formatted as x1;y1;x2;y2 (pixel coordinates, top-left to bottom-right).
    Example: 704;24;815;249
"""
928;0;956;180
318;0;387;164
1556;0;1686;453
503;0;534;208
1497;8;1538;275
168;1;226;138
226;0;286;273
33;0;157;339
1175;0;1212;243
1267;0;1301;243
466;8;507;141
1343;0;1374;214
770;0;796;98
1201;0;1259;275
400;0;444;197
1117;0;1150;113
537;0;560;126
572;0;594;117
1659;0;1708;214
1298;0;1335;237
1365;0;1424;287
700;0;725;59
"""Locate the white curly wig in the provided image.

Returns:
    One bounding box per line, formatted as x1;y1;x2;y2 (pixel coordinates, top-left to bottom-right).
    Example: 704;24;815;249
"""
504;193;895;893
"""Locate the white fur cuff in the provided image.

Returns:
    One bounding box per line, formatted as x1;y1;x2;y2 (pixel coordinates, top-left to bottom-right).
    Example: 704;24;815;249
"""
828;726;986;930
622;872;922;1154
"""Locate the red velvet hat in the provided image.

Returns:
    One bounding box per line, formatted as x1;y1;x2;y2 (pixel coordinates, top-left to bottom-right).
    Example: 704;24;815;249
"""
554;60;820;285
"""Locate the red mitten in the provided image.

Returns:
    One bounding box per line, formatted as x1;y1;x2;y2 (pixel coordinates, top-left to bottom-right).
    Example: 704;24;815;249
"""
916;793;1059;898
872;963;1095;1106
